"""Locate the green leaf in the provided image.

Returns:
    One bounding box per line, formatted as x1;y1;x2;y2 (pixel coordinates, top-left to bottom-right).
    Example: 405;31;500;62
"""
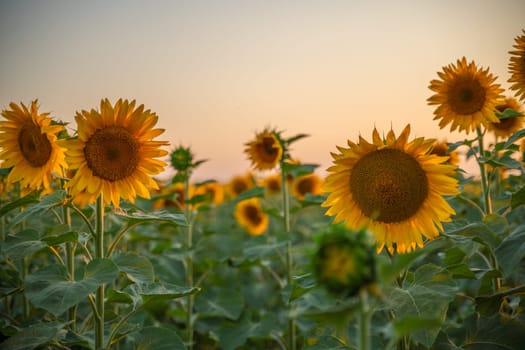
282;162;319;178
496;107;524;119
443;223;501;249
391;316;443;342
304;335;350;350
127;282;199;307
243;239;287;262
25;258;118;316
135;326;186;350
1;229;47;261
285;133;310;145
112;252;155;284
8;190;67;228
0;321;70;350
107;288;134;304
0;190;40;218
195;288;244;320
461;313;525;349
42;231;78;246
504;128;525;148
511;186;525;209
215;313;280;350
115;209;187;227
494;224;525;276
232;186;266;203
299;193;327;207
383;264;458;348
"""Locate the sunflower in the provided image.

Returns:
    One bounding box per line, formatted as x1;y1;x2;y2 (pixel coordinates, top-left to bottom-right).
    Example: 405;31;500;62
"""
194;181;225;206
291;173;323;199
509;30;525;102
430;140;459;165
261;173;281;194
66;98;169;207
428;57;504;134
245;129;283;171
227;173;254;199
152;182;189;210
322;125;459;254
487;97;524;138
234;197;269;235
0;100;67;193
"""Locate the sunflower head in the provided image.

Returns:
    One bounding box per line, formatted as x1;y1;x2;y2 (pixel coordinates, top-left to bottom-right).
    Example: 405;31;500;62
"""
428;57;504;134
487;97;524;138
313;224;375;297
508;29;525;102
291;173;323;200
0;100;67;193
169;145;207;182
65;98;169;207
261;173;281;194
431;140;460;165
194;181;225;206
234;197;269;235
227;173;254;199
322;124;459;254
245;129;284;171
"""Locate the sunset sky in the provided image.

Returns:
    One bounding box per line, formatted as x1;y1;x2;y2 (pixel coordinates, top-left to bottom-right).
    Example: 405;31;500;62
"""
1;0;524;181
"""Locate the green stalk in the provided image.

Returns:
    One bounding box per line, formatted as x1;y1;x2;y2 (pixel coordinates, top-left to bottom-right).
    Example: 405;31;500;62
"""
280;164;296;350
359;290;371;350
95;195;105;350
476;127;493;215
63;203;77;331
184;178;195;350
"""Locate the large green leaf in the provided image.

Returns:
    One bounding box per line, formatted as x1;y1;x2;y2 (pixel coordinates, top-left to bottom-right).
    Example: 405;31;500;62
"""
494;224;525;276
8;190;67;228
135;326;185;350
232;186;266;203
0;190;40;218
215;312;280;350
112;252;155;283
0;321;69;350
511;186;525;209
25;258;118;316
115;209;187;227
126;282;199;308
461;313;525;349
195;288;244;320
1;229;46;261
383;264;458;348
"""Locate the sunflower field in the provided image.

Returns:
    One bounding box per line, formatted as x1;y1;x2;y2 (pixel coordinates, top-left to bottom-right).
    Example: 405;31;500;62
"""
1;30;525;350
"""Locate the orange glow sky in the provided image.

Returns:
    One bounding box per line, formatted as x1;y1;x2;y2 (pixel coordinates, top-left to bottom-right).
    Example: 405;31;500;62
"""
1;0;524;182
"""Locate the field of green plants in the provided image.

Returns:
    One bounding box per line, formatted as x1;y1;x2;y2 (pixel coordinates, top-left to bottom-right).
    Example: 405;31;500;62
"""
0;30;525;350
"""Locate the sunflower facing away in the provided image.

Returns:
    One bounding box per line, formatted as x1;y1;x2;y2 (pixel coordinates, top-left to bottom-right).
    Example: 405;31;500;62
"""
66;98;169;207
488;97;524;139
322;125;460;253
509;30;525;102
0;100;67;192
428;57;504;134
234;197;269;236
245;129;284;171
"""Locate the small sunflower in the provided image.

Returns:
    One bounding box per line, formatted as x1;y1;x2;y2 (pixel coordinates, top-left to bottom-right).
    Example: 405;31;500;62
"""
245;129;284;171
487;97;524;138
194;181;225;206
152;182;189;210
291;173;323;199
322;125;459;254
431;140;460;165
0;100;67;192
227;173;254;199
234;197;269;235
509;30;525;101
261;173;281;194
428;57;504;133
66;98;169;207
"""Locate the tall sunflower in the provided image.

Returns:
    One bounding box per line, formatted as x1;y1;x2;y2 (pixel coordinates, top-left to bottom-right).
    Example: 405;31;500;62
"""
488;97;524;138
509;30;525;102
66;98;169;207
322;125;459;254
428;57;504;133
245;129;283;171
0;100;67;192
234;197;269;235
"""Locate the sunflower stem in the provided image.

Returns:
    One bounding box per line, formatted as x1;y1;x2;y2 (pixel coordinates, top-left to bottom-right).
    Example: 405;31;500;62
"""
359;289;371;350
476;127;493;215
62;195;77;331
95;195;105;350
281;163;296;350
184;177;195;350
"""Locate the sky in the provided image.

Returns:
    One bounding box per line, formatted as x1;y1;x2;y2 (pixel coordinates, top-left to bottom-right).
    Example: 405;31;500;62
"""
1;0;524;182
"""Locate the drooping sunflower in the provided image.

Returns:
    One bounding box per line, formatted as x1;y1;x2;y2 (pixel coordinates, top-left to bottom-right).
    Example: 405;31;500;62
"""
66;98;169;207
245;129;284;171
322;124;460;254
428;57;504;134
509;30;525;102
487;97;524;138
0;100;67;193
234;197;269;235
291;173;323;199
